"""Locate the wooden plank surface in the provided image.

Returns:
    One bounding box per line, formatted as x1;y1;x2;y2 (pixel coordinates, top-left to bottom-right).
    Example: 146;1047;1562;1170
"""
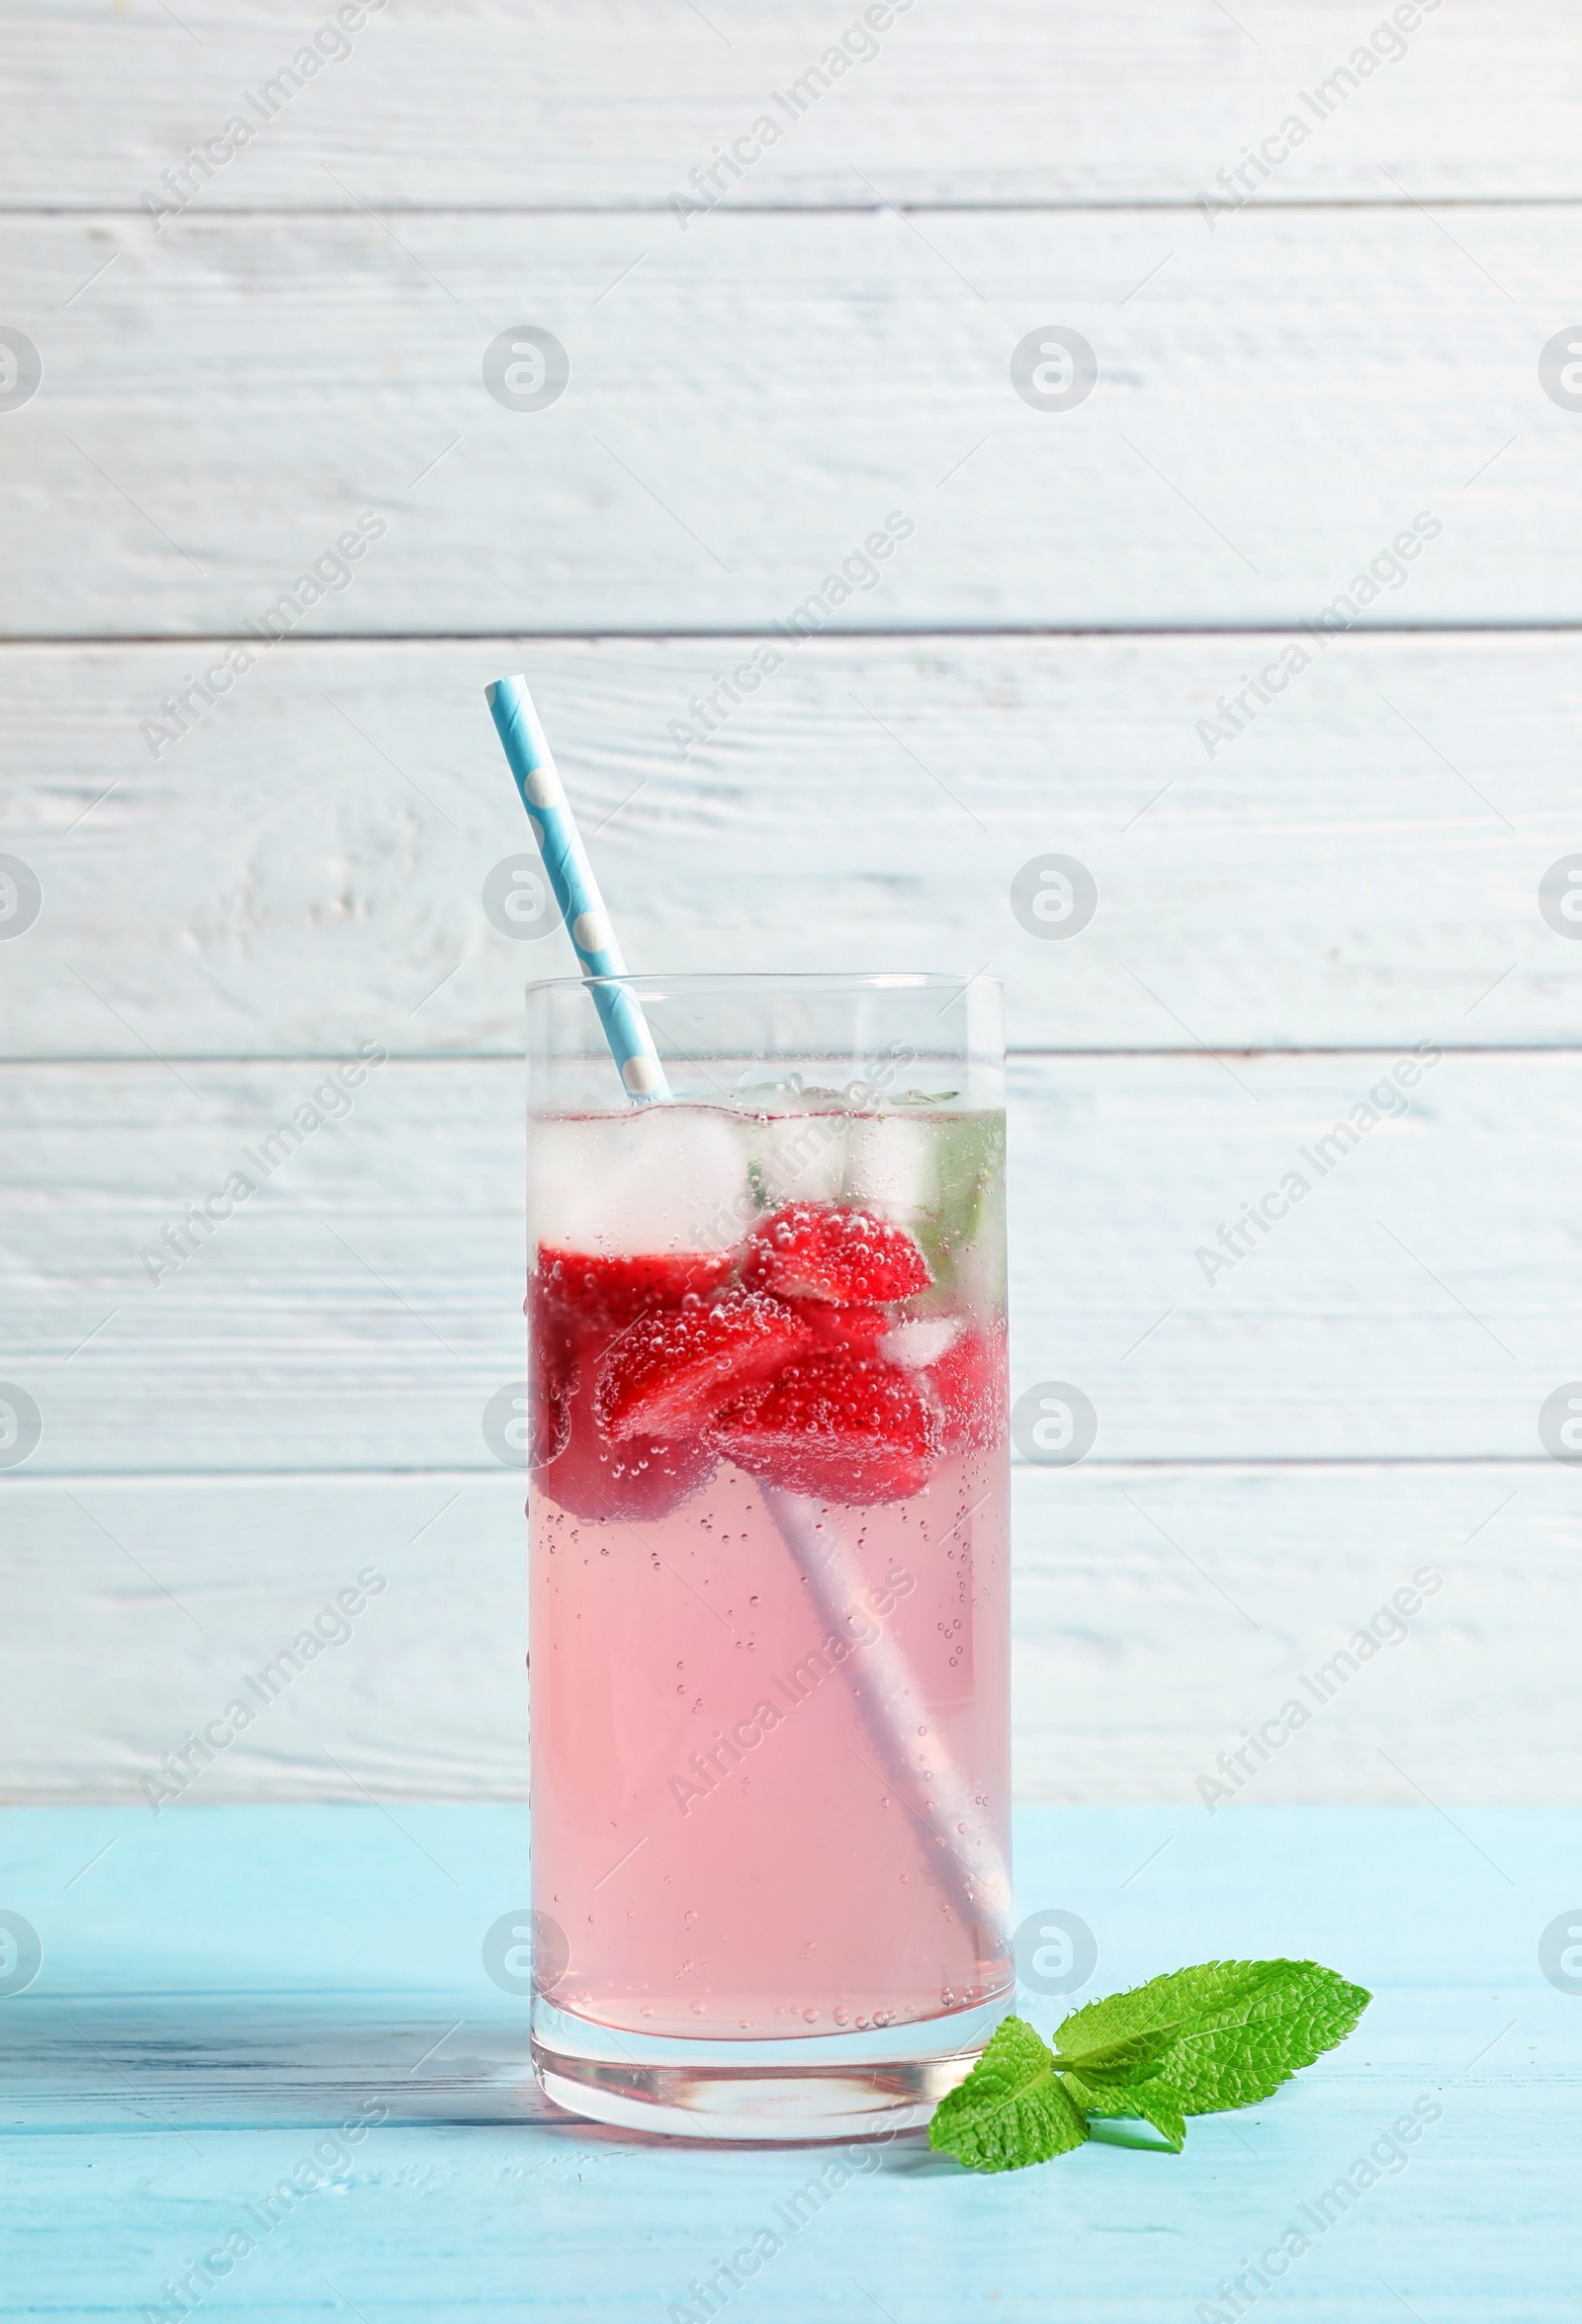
4;0;1579;210
0;209;1575;635
2;1052;1578;1471
4;634;1581;1059
0;1804;1575;2321
0;1465;1568;1806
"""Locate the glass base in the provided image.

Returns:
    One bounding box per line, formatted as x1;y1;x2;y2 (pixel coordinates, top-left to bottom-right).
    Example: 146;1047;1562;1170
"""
532;1995;1006;2141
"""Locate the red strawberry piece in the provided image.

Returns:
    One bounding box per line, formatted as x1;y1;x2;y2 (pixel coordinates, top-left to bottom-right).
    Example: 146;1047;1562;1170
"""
924;1323;1008;1457
526;1273;575;1466
528;1252;741;1521
529;1246;739;1469
536;1403;717;1523
802;1302;891;1354
534;1385;572;1470
527;1248;764;1521
532;1337;717;1520
536;1246;736;1335
712;1350;940;1506
742;1204;932;1306
593;1291;814;1442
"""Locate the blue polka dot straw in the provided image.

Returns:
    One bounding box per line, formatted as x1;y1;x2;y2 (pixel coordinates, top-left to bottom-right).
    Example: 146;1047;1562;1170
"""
485;674;670;1102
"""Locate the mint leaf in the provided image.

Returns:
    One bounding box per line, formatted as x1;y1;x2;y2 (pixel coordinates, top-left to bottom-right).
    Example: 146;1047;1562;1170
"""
1061;2069;1187;2153
927;1959;1370;2173
1056;1958;1370;2118
927;2016;1088;2172
1053;2022;1184;2080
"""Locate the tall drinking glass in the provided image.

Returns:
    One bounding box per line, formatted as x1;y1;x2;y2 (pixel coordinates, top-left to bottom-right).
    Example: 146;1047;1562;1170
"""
525;973;1011;2137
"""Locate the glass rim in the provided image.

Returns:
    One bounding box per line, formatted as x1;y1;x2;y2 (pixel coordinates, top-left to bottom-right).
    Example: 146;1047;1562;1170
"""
523;969;1004;999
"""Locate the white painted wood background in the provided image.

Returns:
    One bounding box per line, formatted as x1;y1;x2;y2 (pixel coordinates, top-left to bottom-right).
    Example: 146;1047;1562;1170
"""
1;0;1578;1809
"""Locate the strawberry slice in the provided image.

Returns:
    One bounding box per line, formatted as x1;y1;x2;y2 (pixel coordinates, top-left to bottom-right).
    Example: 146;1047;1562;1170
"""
528;1253;729;1519
802;1302;891;1354
742;1203;932;1306
535;1392;717;1523
536;1246;735;1334
712;1350;940;1506
594;1291;813;1442
923;1323;1008;1457
527;1275;575;1468
531;1315;717;1520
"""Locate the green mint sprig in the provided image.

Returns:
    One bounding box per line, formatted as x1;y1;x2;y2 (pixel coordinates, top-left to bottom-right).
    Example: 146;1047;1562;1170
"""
927;1957;1370;2173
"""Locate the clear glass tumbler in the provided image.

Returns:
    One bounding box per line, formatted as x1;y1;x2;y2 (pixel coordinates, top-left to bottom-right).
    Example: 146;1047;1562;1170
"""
524;973;1011;2137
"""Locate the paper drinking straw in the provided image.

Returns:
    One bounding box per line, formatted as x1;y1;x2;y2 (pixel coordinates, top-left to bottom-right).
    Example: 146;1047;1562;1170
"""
488;672;1007;1964
485;674;669;1103
763;1485;1011;1932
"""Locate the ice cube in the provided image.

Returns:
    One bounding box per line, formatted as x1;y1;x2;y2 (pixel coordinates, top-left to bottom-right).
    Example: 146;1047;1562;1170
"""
529;1106;752;1257
743;1110;849;1211
843;1113;937;1219
879;1316;963;1370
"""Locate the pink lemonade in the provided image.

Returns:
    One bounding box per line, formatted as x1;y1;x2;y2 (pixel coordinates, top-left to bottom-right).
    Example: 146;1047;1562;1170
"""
527;1096;1012;2051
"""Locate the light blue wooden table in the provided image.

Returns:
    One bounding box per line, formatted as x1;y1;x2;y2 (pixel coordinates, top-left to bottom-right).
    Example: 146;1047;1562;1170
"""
2;1805;1574;2320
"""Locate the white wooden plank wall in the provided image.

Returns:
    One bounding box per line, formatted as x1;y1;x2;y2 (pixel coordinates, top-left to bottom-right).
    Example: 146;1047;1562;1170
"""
5;638;1582;1055
4;1;1578;208
2;208;1580;633
1;1;1578;1809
